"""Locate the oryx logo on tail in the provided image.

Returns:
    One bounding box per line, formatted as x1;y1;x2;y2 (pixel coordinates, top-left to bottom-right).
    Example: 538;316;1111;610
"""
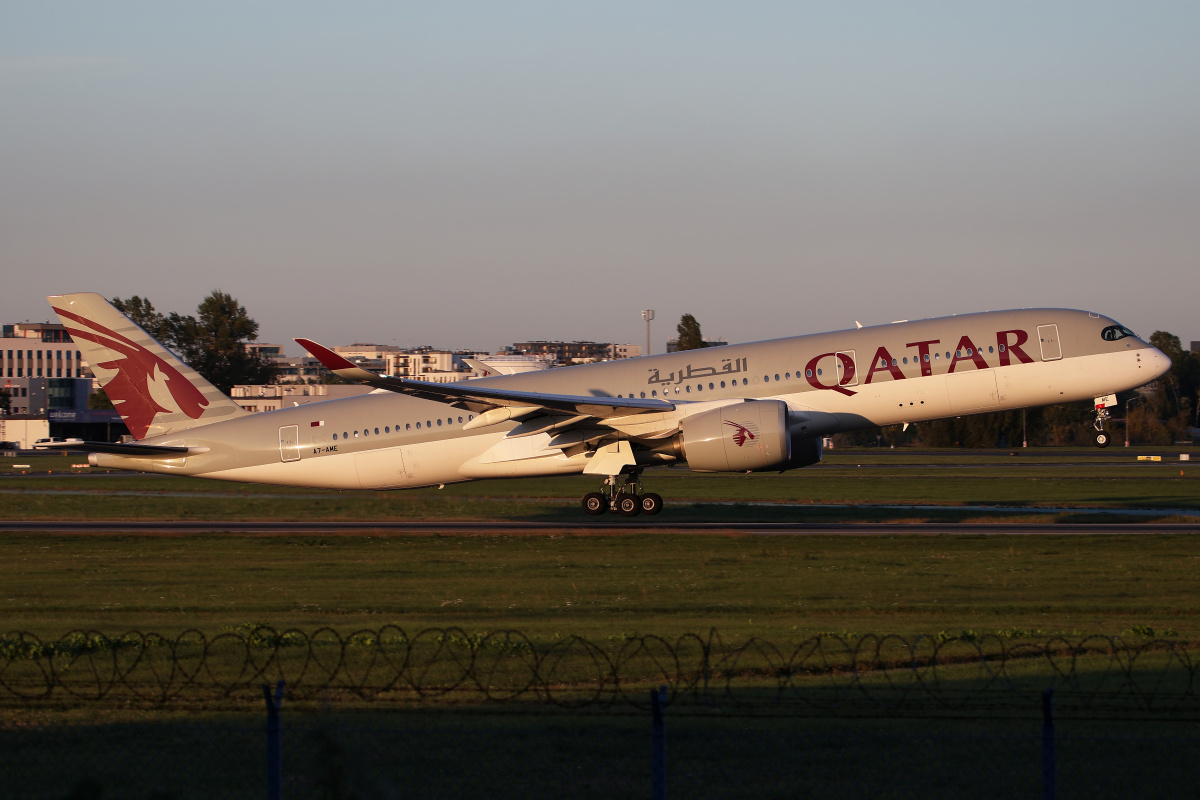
53;306;209;439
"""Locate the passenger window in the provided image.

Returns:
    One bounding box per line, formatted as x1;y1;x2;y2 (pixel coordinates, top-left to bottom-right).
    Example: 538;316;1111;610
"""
989;346;994;353
652;390;657;397
774;374;780;381
923;354;929;362
805;369;813;377
385;426;390;433
333;433;338;441
742;378;748;385
999;345;1006;352
720;381;726;388
785;372;791;379
406;423;411;430
891;359;897;366
374;427;379;435
437;419;443;426
686;385;691;393
354;431;360;438
416;422;421;429
817;368;822;376
708;382;714;390
426;420;432;427
458;416;463;423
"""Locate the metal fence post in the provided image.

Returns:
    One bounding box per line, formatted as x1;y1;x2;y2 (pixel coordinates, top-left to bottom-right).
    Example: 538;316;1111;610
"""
264;680;285;800
652;684;667;800
1042;687;1055;800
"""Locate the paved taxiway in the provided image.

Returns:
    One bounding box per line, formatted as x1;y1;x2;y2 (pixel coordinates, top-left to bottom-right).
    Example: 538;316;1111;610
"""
1;520;1198;535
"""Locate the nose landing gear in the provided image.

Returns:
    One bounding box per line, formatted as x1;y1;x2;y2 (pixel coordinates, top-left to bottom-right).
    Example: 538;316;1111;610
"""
581;473;663;517
1092;395;1114;448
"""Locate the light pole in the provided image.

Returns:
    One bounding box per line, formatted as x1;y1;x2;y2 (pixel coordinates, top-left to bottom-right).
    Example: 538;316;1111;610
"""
1125;396;1138;448
642;309;655;356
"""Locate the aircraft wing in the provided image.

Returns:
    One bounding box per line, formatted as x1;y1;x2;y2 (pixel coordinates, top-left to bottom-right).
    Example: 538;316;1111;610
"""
296;338;675;419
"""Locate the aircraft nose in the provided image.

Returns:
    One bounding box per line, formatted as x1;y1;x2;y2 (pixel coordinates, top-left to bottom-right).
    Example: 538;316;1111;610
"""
1147;346;1173;380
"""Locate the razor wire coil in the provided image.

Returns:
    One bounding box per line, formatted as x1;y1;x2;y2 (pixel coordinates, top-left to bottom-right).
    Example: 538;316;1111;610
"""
1;628;1196;717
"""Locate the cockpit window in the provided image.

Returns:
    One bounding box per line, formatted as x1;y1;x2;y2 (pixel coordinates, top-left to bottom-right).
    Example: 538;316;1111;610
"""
1101;325;1137;342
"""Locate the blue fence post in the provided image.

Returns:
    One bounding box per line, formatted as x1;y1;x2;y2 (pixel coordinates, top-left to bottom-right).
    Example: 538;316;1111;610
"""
1042;687;1055;800
652;684;667;800
264;680;285;800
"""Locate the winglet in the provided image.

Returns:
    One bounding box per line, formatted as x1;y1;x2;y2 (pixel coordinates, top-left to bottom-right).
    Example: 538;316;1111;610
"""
295;338;381;382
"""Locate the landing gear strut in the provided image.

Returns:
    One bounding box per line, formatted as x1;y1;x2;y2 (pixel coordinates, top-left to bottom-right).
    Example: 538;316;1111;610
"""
1092;399;1112;448
581;473;663;517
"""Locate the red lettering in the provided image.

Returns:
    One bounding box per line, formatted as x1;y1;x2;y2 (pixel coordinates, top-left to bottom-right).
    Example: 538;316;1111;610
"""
997;329;1033;366
905;339;940;377
948;335;989;372
804;352;857;396
864;346;905;383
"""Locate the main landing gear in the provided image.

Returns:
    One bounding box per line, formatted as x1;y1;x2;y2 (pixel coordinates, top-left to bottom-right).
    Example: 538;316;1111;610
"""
582;473;663;517
1092;400;1112;448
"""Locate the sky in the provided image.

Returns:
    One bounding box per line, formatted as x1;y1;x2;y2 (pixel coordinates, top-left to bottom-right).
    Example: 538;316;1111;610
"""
2;2;1197;355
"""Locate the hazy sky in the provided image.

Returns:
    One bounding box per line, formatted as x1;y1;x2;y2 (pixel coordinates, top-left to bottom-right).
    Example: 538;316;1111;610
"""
3;3;1197;355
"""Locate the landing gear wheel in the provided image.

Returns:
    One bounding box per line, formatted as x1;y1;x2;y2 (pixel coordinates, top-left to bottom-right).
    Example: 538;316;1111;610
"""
617;494;641;517
640;493;663;515
1093;430;1111;448
583;492;608;515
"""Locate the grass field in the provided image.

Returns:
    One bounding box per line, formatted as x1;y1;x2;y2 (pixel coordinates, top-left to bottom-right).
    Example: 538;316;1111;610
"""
3;447;1199;798
2;532;1198;642
3;447;1199;524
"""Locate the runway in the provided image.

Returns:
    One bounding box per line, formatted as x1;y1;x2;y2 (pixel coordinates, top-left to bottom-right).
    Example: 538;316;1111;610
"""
2;520;1199;535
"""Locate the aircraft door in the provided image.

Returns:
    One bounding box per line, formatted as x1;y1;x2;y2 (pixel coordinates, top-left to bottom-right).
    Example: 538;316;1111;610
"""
279;425;301;462
1037;325;1062;361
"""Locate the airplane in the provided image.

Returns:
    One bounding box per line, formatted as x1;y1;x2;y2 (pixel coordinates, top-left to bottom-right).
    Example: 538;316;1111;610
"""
41;293;1171;516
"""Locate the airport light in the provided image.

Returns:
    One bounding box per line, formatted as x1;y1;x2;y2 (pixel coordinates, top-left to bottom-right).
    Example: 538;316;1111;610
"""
642;309;655;356
1125;396;1138;447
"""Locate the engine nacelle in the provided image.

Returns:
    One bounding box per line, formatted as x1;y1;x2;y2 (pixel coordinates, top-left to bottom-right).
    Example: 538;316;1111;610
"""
680;400;791;472
779;430;823;471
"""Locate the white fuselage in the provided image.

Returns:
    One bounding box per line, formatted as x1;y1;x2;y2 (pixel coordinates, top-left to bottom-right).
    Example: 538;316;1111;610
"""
91;308;1170;489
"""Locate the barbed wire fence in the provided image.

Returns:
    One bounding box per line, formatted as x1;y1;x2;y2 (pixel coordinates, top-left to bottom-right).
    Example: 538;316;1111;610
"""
2;626;1198;714
3;628;1200;799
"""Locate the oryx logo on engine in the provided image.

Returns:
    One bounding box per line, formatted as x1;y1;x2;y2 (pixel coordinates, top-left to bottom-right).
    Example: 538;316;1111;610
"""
724;420;758;448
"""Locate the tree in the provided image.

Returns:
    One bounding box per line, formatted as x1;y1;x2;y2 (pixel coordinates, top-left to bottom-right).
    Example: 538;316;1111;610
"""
111;291;276;394
111;296;170;341
675;314;708;351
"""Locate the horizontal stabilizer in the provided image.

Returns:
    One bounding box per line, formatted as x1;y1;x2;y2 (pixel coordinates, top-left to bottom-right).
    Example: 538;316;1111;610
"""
33;441;209;457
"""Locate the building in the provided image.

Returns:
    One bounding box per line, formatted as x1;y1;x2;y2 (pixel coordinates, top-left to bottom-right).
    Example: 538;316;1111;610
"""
1;323;92;380
0;322;122;447
0;376;121;448
229;384;374;413
508;341;641;364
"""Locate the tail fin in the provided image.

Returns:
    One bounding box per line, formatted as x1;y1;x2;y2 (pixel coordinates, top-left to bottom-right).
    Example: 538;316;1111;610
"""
48;292;247;440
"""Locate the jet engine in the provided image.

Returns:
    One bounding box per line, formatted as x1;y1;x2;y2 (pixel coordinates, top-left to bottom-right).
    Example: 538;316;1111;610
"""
680;400;791;472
